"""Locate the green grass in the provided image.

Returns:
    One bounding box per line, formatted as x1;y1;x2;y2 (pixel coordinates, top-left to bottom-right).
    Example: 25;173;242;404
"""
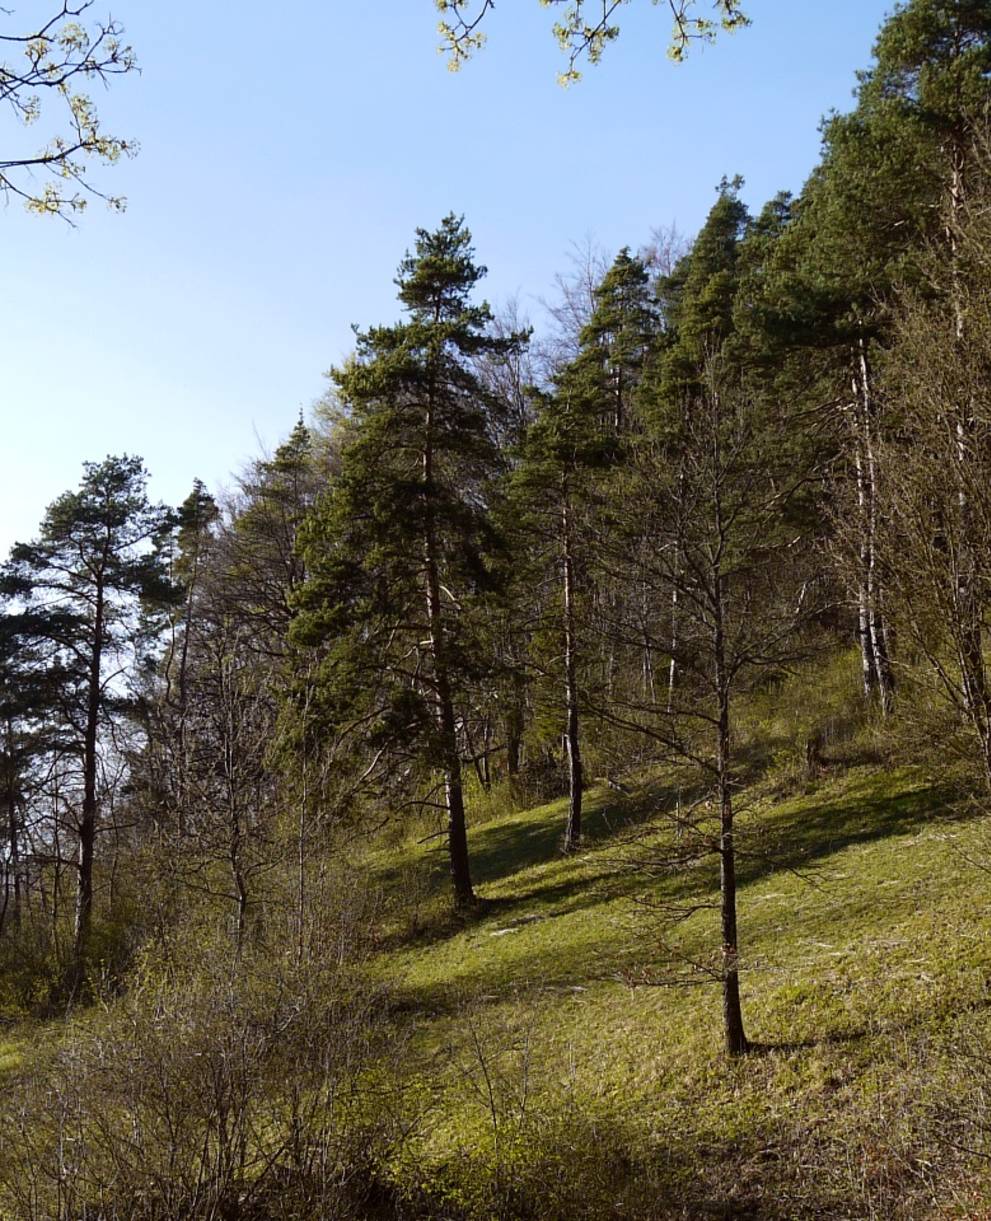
0;1037;22;1077
367;762;991;1217
6;655;989;1218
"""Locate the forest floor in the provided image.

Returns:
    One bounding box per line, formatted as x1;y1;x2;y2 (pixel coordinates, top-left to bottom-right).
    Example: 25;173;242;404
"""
367;758;991;1218
5;720;991;1216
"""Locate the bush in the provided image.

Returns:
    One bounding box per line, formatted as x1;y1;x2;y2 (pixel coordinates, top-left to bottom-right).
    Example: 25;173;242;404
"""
0;878;408;1220
0;921;59;1018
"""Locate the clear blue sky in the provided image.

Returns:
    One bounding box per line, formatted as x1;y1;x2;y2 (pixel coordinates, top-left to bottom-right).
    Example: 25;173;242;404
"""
1;0;894;553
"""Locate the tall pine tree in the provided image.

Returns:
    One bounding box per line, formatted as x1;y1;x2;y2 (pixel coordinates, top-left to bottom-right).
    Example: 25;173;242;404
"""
0;457;174;990
294;216;525;908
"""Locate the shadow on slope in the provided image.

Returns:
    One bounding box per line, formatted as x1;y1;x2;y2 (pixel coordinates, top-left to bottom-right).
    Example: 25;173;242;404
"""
385;768;962;1012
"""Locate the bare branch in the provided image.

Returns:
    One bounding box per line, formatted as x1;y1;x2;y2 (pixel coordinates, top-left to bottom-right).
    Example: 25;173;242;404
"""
436;1;750;82
1;2;138;220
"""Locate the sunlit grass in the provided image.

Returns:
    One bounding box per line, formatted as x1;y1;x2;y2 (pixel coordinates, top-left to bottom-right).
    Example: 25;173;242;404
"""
367;757;991;1215
0;1033;25;1078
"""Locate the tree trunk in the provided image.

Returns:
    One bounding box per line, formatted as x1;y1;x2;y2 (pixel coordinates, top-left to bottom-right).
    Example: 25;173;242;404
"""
613;364;624;434
3;716;20;934
174;560;198;835
851;343;894;713
72;579;104;987
857;341;895;713
668;471;685;713
562;486;583;853
506;678;524;781
423;401;475;908
435;653;474;908
851;414;877;699
641;579;656;702
715;600;748;1057
710;399;748;1058
481;715;492;790
945;137;991;756
225;669;248;957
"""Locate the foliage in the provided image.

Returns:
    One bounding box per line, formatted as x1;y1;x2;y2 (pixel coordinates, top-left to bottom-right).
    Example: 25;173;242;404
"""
10;3;991;1214
1;1;138;218
0;880;400;1221
294;215;526;906
368;753;991;1218
436;0;750;81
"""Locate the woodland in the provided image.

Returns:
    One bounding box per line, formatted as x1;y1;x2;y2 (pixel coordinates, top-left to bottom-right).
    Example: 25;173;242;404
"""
7;1;991;1217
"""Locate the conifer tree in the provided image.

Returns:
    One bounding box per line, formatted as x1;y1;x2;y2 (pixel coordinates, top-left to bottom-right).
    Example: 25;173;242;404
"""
576;247;658;435
220;419;321;656
294;216;525;908
515;385;612;852
514;248;656;849
146;479;220;834
0;456;174;988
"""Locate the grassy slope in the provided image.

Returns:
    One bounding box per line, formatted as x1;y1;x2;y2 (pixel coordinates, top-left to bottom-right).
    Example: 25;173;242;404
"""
370;764;991;1218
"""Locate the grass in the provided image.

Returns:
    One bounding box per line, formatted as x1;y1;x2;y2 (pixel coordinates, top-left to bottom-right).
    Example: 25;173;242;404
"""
365;760;991;1217
0;1035;22;1078
7;650;991;1217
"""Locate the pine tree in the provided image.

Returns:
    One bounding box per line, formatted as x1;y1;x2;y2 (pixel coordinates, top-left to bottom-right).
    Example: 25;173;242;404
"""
0;456;174;989
294;216;526;908
221;419;322;655
576;247;658;435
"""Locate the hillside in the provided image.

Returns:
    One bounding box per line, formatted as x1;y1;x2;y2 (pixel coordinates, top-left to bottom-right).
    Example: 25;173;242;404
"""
4;711;991;1217
361;760;991;1218
8;6;991;1217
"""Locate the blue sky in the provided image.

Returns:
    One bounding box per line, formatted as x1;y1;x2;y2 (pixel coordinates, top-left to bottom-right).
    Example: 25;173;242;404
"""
1;0;894;553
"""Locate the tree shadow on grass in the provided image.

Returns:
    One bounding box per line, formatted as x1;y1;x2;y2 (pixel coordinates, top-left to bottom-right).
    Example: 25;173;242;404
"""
749;990;991;1060
469;772;959;922
376;779;691;955
387;771;971;1011
468;769;960;909
469;778;692;887
736;773;963;890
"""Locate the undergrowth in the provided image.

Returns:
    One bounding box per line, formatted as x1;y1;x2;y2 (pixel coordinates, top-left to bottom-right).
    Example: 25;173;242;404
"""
6;652;991;1218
